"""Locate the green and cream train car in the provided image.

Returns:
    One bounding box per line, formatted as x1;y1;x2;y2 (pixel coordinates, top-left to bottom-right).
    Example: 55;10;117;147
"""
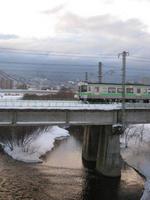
78;82;150;103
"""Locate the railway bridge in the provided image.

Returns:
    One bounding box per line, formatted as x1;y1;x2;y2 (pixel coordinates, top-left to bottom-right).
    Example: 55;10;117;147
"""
0;100;150;178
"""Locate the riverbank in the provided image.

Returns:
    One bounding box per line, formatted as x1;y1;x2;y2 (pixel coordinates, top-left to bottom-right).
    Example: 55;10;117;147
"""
121;124;150;200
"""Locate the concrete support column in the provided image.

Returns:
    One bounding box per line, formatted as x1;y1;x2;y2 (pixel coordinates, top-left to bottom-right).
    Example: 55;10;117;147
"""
96;125;121;177
82;125;101;162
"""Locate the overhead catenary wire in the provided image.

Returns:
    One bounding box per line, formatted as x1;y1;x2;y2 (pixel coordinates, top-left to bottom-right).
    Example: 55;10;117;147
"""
130;55;150;61
0;47;117;58
128;58;150;63
0;60;98;67
0;60;122;70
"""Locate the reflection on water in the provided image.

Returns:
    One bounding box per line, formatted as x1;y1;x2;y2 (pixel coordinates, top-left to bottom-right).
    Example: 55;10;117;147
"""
43;136;83;169
81;167;143;200
0;129;144;200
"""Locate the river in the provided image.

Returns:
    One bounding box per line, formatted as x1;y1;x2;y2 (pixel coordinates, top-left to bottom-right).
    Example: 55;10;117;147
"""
0;126;144;200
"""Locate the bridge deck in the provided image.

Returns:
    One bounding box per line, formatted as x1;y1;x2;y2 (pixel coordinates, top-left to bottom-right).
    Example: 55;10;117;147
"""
0;100;149;126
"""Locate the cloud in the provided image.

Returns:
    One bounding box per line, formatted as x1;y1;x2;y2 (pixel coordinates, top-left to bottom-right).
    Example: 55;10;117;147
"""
53;13;150;55
103;0;115;4
55;13;147;37
1;13;150;83
41;4;66;15
135;0;150;1
1;12;150;58
0;34;19;40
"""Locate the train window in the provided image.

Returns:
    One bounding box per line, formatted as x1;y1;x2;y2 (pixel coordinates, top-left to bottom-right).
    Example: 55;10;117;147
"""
143;89;147;93
117;88;122;93
126;88;133;93
79;86;81;92
137;88;141;93
88;86;91;91
95;87;99;92
147;88;150;93
108;87;116;93
102;87;108;92
81;85;87;92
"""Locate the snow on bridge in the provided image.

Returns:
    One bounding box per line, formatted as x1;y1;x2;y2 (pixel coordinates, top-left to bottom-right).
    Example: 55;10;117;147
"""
0;100;121;110
0;100;150;110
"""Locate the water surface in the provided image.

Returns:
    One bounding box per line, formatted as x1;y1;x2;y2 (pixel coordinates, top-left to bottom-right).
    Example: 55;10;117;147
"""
0;129;144;200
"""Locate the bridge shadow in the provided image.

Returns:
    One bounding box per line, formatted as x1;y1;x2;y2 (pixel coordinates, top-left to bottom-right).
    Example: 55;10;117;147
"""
81;161;144;200
81;169;120;200
68;125;144;200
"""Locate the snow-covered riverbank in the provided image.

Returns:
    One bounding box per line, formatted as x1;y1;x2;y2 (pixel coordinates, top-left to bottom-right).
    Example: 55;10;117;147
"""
0;126;69;163
121;124;150;200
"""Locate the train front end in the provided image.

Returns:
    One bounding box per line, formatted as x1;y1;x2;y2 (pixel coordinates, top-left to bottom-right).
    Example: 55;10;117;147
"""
78;82;89;101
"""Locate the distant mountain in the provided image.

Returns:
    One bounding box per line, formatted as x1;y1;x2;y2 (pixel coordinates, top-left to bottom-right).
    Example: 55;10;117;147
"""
0;52;149;84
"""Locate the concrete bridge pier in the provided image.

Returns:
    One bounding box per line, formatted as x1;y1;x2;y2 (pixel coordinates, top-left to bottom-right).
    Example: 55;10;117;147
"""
82;125;100;163
96;125;121;177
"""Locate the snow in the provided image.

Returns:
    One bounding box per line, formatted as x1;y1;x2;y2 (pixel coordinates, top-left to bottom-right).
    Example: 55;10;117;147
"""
1;126;69;163
0;100;150;111
0;100;122;110
112;123;122;128
0;100;149;110
141;180;150;200
0;95;23;100
121;124;150;200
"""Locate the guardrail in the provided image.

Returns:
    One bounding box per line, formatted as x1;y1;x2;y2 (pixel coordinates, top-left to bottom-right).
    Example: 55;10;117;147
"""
0;100;121;110
125;103;150;109
0;100;149;110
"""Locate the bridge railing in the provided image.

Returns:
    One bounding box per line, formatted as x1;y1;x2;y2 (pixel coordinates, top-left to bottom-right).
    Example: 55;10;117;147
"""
0;99;121;110
126;103;150;109
0;100;81;107
0;100;150;110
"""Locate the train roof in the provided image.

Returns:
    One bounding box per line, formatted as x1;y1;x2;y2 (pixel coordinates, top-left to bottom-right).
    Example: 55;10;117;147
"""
81;82;150;87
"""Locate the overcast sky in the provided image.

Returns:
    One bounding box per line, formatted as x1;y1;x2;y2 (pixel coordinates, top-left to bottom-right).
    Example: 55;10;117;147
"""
0;0;150;57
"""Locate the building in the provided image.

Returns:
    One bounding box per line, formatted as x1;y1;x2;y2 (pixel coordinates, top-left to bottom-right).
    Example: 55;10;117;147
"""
0;70;16;89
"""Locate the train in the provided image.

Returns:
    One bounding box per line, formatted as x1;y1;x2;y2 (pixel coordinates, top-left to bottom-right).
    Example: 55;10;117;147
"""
78;82;150;103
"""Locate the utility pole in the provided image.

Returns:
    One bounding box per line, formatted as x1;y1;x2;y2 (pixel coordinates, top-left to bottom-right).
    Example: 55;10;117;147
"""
85;72;88;82
98;62;102;83
118;51;129;131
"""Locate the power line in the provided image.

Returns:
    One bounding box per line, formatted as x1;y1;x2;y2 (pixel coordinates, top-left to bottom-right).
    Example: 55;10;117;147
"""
128;57;150;63
0;60;122;69
115;68;150;72
131;55;150;61
0;60;97;67
0;47;117;58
